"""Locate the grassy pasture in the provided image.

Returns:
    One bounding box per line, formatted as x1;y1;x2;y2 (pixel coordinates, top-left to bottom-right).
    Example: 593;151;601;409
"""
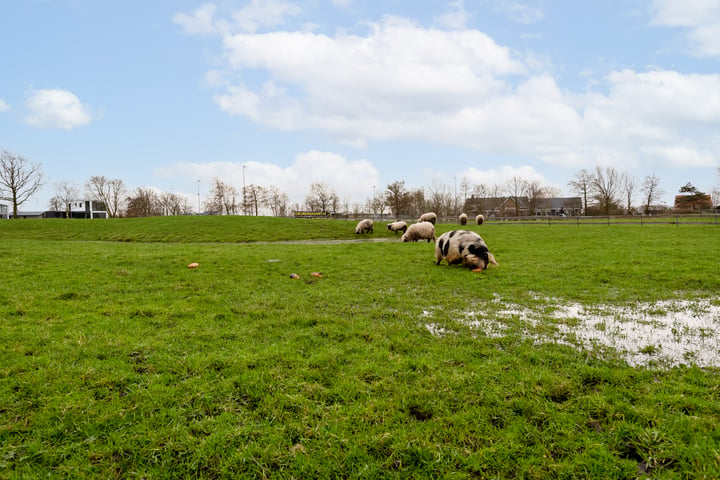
1;217;719;478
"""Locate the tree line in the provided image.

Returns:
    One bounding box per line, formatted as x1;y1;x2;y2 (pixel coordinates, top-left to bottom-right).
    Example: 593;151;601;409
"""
1;148;718;219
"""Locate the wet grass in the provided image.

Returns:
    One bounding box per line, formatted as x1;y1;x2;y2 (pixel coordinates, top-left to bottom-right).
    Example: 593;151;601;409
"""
0;217;719;478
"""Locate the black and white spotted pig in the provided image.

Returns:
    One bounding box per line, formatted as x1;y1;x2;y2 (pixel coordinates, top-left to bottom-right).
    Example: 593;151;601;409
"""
435;230;498;271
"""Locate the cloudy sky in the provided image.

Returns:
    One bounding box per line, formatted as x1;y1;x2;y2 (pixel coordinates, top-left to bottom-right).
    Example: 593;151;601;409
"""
2;0;720;212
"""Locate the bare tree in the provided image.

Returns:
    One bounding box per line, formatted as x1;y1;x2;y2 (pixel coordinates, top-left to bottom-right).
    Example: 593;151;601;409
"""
408;188;426;216
244;184;267;216
264;186;289;217
51;181;81;218
640;174;663;215
159;192;193;216
126;187;162;217
0;149;43;218
459;177;471;213
568;169;592;214
85;176;127;218
426;179;452;215
505;176;528;216
590;166;623;215
305;182;338;213
712;167;720;208
385;181;411;217
206;178;239;215
525;179;548;215
621;173;638;214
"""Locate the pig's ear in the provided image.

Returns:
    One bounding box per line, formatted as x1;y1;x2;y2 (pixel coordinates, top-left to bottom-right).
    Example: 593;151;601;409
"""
488;253;498;266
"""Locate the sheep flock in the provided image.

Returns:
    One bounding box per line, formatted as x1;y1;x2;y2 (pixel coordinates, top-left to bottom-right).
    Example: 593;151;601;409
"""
351;213;497;273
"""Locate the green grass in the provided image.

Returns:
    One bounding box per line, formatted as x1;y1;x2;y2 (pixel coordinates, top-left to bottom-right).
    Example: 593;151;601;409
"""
1;217;719;478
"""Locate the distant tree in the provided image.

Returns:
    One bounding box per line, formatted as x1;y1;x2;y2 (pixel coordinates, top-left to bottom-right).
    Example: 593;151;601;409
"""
426;179;452;215
305;182;338;213
408;188;426;216
85;175;127;218
206;178;239;215
590;166;623;215
51;181;81;218
245;184;267;216
159;192;193;216
622;173;638;214
126;187;162;217
368;192;386;216
459;177;471;212
525;179;548;215
505;176;528;216
641;174;664;215
264;186;288;216
713;167;720;207
0;149;43;218
568;169;592;213
676;182;709;210
385;181;411;217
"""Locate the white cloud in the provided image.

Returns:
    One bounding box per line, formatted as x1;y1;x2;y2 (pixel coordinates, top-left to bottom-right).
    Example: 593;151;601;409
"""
491;1;545;24
215;16;526;138
194;10;720;177
156;150;380;206
24;89;96;130
0;98;10;112
174;1;301;35
650;0;720;56
434;0;470;30
173;4;221;34
460;165;553;189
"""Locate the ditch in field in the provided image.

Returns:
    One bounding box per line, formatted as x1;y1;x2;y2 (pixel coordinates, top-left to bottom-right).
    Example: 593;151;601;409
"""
424;295;720;368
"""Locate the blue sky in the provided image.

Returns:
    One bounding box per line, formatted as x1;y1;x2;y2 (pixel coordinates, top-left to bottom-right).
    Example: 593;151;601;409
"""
2;0;719;212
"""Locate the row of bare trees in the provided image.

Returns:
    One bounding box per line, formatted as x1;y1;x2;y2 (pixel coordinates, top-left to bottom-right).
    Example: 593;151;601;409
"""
2;147;719;219
568;166;665;215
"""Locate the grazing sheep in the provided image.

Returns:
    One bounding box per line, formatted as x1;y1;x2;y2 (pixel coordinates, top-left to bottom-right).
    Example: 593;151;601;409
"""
435;230;498;271
355;218;374;234
401;221;436;242
459;213;468;225
475;214;485;225
418;212;437;224
387;221;408;235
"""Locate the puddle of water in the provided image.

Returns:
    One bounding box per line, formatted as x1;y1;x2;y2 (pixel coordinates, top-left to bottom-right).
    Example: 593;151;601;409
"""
424;297;720;368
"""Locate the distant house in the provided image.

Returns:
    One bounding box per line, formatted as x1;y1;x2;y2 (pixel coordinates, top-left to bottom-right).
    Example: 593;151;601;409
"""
0;203;8;220
463;196;582;217
10;200;108;219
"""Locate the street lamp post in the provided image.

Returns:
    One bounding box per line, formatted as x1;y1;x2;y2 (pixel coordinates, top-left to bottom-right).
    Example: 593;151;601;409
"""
197;179;200;214
242;165;246;216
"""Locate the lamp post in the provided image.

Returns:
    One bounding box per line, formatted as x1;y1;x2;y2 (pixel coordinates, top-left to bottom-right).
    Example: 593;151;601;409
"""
373;185;376;218
197;179;200;214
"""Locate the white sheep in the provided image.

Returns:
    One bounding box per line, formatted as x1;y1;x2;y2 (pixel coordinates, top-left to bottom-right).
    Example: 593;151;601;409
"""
355;218;374;234
418;212;437;225
475;214;485;225
386;221;408;235
459;213;468;225
435;230;498;271
401;221;436;242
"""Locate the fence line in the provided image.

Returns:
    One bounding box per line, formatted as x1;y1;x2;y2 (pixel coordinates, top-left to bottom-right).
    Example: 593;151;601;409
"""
478;214;720;227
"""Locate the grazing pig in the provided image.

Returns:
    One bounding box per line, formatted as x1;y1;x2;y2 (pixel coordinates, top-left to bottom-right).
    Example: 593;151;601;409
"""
401;221;436;242
475;214;485;225
387;221;408;235
459;213;468;225
435;230;498;271
418;212;437;224
355;218;374;234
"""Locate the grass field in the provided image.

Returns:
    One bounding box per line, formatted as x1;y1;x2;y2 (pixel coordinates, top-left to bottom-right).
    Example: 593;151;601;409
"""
1;217;719;478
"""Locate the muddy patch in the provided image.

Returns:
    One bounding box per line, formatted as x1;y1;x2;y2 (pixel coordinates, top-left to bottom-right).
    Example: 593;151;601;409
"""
424;296;720;368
